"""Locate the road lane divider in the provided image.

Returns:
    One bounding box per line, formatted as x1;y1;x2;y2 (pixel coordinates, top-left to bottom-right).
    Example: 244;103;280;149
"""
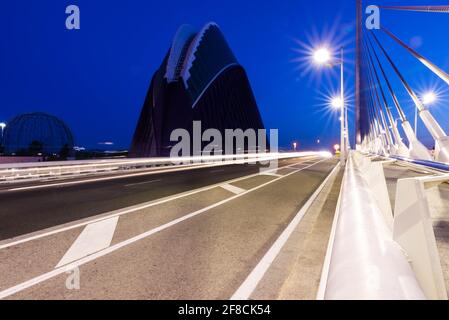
0;158;328;299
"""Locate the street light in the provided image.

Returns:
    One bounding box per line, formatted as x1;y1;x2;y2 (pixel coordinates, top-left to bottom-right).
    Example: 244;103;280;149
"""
331;97;343;109
334;144;340;153
422;92;437;105
415;91;437;135
313;46;347;165
313;48;331;65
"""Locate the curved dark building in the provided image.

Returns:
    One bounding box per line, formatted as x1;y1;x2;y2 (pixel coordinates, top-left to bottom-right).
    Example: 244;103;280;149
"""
130;22;265;157
3;112;74;156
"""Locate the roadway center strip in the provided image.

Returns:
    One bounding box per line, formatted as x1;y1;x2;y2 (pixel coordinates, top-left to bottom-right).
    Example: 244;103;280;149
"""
0;158;328;299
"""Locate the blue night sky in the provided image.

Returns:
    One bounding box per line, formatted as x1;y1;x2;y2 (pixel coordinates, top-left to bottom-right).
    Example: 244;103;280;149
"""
1;0;449;151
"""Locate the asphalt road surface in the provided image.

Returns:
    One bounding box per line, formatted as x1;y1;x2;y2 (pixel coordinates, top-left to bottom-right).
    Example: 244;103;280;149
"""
0;155;338;299
0;158;303;240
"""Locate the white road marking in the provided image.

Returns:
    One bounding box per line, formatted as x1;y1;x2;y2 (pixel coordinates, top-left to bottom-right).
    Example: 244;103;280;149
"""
220;183;246;195
0;159;328;299
125;179;161;187
0;158;314;250
230;163;340;300
260;172;282;177
56;217;119;268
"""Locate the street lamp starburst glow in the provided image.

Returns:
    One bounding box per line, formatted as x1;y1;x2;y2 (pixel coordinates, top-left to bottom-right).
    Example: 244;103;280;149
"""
313;48;331;65
422;92;437;105
331;96;343;109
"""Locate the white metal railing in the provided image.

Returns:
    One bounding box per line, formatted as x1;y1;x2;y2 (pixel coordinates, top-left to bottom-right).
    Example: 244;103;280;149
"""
0;152;330;183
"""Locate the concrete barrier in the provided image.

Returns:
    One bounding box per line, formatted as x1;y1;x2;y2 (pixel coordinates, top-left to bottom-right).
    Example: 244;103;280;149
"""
321;151;425;300
394;175;449;300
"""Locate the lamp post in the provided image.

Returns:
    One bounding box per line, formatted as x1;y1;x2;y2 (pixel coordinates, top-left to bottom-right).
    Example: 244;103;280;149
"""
313;47;347;165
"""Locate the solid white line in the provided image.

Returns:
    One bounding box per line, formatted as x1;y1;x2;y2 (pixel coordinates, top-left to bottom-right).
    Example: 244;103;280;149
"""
125;179;161;187
220;183;246;195
0;158;314;250
55;217;119;268
0;159;327;299
230;163;340;300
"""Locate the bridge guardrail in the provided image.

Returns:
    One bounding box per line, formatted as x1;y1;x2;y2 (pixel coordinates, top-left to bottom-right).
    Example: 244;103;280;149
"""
321;151;426;299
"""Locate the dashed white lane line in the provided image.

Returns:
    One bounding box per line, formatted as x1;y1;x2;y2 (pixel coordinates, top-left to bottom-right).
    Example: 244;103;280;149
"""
55;217;119;268
230;163;340;300
260;172;283;178
0;158;327;299
220;183;246;195
125;179;162;187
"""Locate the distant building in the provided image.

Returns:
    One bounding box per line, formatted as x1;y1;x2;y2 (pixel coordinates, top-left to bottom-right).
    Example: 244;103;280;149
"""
3;112;75;156
130;22;265;157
